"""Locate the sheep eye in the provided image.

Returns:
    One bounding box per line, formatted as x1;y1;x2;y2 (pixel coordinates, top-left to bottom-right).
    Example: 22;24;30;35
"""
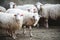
13;4;15;8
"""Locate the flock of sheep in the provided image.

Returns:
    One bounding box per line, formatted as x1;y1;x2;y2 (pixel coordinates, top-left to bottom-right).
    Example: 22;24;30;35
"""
0;1;60;39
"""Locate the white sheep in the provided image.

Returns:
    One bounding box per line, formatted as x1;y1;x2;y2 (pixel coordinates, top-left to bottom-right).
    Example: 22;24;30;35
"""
7;2;40;27
8;2;39;14
6;2;38;13
6;8;40;37
15;4;38;13
0;12;23;39
39;4;60;28
0;6;6;12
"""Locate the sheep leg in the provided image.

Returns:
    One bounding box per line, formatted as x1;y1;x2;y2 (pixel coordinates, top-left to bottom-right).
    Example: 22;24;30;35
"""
29;26;33;37
12;31;17;39
44;19;48;28
34;20;39;26
23;26;26;35
8;30;16;39
7;30;12;37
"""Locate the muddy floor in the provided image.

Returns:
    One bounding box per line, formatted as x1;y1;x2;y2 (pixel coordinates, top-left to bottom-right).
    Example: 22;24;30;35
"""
0;26;60;40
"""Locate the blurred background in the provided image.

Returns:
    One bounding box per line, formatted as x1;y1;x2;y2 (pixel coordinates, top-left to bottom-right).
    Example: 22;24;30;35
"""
0;0;60;5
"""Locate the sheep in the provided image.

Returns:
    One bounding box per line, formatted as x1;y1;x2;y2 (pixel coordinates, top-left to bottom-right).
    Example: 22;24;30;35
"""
14;4;38;13
0;6;6;12
14;4;40;27
6;8;41;37
7;2;40;27
0;12;23;39
7;2;38;13
15;4;40;27
21;12;40;36
39;4;60;28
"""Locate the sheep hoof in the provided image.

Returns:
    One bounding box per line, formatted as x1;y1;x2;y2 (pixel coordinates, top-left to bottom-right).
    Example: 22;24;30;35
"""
13;36;16;39
12;35;17;39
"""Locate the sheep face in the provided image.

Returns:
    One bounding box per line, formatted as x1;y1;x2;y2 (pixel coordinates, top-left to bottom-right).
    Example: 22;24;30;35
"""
14;13;23;21
35;2;43;11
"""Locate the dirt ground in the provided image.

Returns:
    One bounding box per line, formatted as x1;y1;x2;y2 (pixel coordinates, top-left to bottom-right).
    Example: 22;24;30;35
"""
0;26;60;40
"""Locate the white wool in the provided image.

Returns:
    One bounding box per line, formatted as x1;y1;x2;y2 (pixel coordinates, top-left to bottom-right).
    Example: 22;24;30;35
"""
16;4;38;13
41;4;60;19
0;6;6;12
0;12;23;39
39;4;60;28
0;12;24;29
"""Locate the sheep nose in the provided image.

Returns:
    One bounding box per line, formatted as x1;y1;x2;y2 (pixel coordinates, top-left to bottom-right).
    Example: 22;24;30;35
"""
33;16;35;18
